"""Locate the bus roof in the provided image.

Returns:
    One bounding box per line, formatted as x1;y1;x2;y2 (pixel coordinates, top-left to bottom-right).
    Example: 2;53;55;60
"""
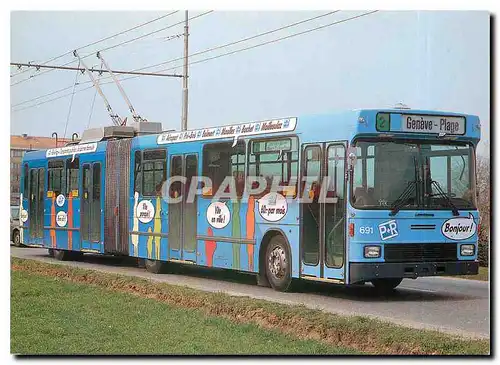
21;108;480;163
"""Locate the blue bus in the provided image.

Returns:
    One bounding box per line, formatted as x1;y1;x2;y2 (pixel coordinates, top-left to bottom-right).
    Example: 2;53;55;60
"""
19;108;481;292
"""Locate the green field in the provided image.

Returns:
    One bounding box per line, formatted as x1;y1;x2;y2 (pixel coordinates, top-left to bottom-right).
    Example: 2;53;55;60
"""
11;270;355;355
11;258;490;355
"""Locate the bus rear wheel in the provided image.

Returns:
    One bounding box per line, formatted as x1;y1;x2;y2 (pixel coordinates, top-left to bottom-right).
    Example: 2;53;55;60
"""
12;230;21;247
69;251;84;260
371;278;403;292
53;249;71;261
145;259;166;274
265;235;292;292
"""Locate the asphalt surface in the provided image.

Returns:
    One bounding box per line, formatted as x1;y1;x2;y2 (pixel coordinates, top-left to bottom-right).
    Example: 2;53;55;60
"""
11;246;490;339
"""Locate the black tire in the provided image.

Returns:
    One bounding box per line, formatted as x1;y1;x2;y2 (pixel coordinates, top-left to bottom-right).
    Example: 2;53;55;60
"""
48;248;55;257
145;259;166;274
12;230;21;247
256;272;271;287
265;235;292;292
53;249;71;261
371;278;403;292
69;251;84;261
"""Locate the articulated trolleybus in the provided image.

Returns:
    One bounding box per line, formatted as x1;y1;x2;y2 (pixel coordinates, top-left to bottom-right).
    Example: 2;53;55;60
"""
20;108;480;292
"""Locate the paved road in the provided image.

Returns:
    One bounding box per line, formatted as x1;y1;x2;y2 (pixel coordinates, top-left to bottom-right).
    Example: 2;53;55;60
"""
11;246;490;339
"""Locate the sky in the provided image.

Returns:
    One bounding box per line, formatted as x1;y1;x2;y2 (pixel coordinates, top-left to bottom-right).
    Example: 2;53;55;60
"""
10;10;490;156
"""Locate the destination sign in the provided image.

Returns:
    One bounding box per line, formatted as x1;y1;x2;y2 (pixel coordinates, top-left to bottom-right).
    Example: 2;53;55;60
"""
46;143;98;158
401;114;466;135
157;117;297;145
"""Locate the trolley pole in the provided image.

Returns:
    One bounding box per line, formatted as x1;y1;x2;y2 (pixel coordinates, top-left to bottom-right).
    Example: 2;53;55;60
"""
181;10;189;131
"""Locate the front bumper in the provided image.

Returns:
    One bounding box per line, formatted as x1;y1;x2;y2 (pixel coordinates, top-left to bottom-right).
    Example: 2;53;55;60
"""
349;260;479;284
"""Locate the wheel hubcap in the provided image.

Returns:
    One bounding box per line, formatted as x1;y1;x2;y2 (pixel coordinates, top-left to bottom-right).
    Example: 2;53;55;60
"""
268;246;287;279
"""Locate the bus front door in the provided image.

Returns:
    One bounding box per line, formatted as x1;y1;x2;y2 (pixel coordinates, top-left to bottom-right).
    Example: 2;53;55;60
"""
168;154;198;262
300;142;347;282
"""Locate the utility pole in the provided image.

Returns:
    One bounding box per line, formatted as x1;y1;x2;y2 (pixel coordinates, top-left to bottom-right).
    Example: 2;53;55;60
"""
181;10;189;131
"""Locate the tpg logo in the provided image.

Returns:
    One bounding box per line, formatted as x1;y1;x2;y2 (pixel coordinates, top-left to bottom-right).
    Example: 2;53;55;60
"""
379;220;399;241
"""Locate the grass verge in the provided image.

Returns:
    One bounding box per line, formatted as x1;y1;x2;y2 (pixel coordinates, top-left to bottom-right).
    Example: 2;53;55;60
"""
452;266;489;281
11;258;490;355
11;270;354;355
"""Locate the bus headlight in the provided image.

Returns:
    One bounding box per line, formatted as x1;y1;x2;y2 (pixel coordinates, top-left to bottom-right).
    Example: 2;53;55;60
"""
460;244;475;256
364;245;381;258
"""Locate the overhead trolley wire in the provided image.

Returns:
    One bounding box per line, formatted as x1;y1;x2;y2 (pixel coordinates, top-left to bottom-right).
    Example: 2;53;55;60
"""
10;11;213;106
154;10;380;74
133;10;341;73
86;61;103;129
10;11;179;79
63;61;81;138
11;10;378;114
10;11;183;86
10;11;209;86
38;10;338;91
97;11;213;54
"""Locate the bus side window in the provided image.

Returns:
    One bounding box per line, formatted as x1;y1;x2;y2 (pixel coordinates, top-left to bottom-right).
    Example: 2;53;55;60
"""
48;160;65;197
248;136;299;198
23;163;29;198
142;149;166;197
66;157;79;197
134;150;142;195
202;141;245;198
302;146;321;200
352;144;375;206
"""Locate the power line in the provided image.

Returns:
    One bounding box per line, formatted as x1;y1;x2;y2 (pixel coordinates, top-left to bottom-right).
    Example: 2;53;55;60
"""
10;11;179;79
10;59;77;87
10;61;182;109
98;11;212;54
11;11;378;114
10;62;183;78
13;83;102;113
87;61;102;129
71;11;340;86
63;63;80;138
10;11;211;87
86;86;99;129
154;11;379;73
133;11;340;73
11;84;75;108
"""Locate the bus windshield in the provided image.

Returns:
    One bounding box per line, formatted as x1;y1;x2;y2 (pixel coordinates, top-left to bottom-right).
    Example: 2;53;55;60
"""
351;139;476;211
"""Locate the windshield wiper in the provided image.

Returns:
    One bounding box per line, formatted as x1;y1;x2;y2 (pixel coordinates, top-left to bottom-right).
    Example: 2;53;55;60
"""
429;180;460;216
389;155;419;216
389;181;417;216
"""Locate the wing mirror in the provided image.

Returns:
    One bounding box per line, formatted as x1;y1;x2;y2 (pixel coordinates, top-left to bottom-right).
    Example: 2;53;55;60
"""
347;147;357;171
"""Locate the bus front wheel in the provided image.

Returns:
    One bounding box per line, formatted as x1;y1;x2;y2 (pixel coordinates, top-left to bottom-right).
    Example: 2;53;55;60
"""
265;235;292;292
371;278;403;292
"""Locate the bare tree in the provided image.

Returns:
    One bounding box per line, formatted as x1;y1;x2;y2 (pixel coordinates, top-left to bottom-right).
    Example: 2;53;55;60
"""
476;156;490;266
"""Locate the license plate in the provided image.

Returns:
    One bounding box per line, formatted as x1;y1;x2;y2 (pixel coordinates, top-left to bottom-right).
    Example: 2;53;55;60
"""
401;114;466;135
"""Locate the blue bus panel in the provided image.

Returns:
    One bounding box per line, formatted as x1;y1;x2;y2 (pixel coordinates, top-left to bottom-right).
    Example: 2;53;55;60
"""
20;109;481;291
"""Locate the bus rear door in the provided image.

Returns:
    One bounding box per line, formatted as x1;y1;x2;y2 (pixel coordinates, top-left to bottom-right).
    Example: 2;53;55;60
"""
168;153;198;262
